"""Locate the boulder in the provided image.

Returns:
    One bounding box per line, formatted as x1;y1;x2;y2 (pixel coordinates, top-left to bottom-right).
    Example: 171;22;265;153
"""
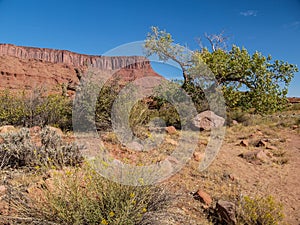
216;200;237;225
192;111;225;131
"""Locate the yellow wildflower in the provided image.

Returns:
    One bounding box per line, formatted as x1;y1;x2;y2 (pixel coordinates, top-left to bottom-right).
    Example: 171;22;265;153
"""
34;165;40;170
130;192;135;198
65;170;72;176
101;219;108;225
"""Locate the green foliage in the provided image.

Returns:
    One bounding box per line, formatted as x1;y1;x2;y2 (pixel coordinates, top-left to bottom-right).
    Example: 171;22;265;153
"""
0;90;27;125
4;164;169;225
157;101;180;128
0;127;83;169
0;89;72;130
198;47;297;113
73;72;121;131
226;108;252;126
145;26;298;114
237;195;284;225
145;26;192;83
129;99;159;134
95;85;119;130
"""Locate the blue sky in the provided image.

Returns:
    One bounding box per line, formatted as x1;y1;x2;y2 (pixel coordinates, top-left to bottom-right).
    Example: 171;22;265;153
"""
0;0;299;96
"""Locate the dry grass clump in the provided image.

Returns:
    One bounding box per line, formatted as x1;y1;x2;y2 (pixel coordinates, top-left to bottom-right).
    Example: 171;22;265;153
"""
1;163;169;225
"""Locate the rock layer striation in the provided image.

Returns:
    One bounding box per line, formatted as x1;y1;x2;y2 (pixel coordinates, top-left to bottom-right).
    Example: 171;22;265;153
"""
0;43;161;93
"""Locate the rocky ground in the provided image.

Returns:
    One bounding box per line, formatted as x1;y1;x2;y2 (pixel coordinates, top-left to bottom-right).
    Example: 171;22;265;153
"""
0;109;299;224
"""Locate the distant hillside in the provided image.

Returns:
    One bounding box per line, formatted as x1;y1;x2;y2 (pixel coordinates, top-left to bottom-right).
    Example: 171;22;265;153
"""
0;43;162;94
288;97;300;104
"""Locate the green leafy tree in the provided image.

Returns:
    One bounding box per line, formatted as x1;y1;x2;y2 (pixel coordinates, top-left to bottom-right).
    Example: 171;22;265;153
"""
145;26;298;113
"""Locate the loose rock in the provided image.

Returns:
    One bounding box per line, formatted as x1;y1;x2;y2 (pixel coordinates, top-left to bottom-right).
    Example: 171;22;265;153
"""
216;200;237;225
192;110;225;131
193;152;203;161
0;125;16;134
239;140;249;147
165;126;177;135
194;190;212;205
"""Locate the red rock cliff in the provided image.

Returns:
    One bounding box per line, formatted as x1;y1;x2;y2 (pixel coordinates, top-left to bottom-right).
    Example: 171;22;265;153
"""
0;43;161;94
0;44;151;70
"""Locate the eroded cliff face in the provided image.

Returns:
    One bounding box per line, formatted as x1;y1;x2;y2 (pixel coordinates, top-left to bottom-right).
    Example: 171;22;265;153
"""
0;43;161;94
0;44;151;69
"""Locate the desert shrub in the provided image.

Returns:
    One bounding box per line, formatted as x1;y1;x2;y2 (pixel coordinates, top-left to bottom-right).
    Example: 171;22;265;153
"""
3;164;169;225
0;127;83;169
0;89;72;130
0;128;34;169
157;101;181;128
73;78;120;131
226;108;253;126
286;103;300;111
0;90;27;125
237;195;284;225
95;85;120;130
26;92;72;130
129;99;158;136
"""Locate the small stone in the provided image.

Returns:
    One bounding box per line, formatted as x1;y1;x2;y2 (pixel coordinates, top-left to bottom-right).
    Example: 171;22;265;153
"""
256;150;270;163
232;120;238;125
165;138;178;146
165;126;177;135
239;150;261;160
256;140;268;148
229;174;235;181
166;156;180;164
46;126;63;136
127;141;144;151
30;126;41;134
0;185;6;195
266;145;278;151
239;140;249;147
194;190;212;205
239;149;271;164
193;152;203;161
256;130;264;136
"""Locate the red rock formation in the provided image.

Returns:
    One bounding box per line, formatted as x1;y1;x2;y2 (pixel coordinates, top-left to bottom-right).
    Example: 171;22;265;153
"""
0;43;161;94
288;97;300;104
0;44;151;69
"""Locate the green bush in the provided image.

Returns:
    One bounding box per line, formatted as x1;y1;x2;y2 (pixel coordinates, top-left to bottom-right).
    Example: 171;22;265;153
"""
3;164;169;225
0;127;83;169
237;195;284;225
226;108;252;126
0;89;72;130
0;90;27;125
